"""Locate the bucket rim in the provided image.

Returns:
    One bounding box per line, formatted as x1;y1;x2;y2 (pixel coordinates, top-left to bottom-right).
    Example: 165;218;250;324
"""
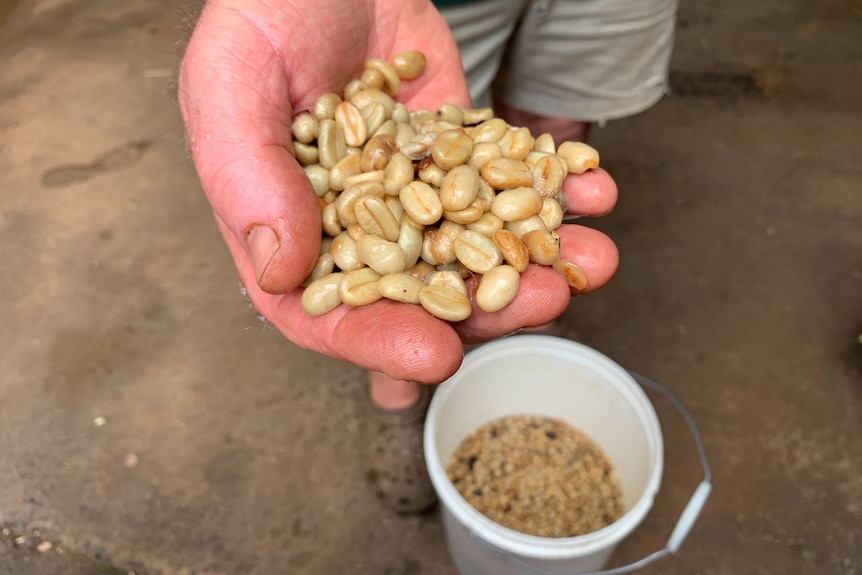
424;335;665;560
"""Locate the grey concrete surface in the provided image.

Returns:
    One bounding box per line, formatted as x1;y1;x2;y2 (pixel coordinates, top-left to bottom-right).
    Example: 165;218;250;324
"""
1;0;860;574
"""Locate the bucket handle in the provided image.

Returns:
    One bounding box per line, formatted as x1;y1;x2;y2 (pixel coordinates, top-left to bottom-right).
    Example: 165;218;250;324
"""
469;370;712;575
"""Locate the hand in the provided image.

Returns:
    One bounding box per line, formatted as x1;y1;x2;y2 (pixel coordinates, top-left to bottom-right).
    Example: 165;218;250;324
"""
178;0;619;384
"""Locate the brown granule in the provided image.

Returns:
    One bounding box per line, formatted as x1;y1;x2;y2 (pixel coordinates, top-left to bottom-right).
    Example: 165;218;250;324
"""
446;414;624;538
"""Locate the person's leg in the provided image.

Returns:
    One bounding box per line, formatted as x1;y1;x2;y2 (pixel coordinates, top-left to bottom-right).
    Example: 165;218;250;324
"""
434;0;529;108
368;370;420;410
363;372;437;513
493;0;679;143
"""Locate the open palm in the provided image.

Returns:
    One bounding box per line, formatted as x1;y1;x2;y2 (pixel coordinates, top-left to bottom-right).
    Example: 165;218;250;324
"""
178;0;619;383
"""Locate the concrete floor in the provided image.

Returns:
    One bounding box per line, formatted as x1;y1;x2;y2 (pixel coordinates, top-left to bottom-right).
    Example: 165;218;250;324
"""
1;0;860;573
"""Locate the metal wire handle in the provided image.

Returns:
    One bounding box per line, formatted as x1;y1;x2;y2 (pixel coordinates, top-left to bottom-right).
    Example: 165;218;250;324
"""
470;370;713;575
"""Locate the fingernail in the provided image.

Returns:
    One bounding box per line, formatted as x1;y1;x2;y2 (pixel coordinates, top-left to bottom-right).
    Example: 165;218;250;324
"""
247;225;279;285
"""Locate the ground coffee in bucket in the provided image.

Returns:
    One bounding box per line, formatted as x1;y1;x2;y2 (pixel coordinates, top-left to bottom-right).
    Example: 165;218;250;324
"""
445;414;624;538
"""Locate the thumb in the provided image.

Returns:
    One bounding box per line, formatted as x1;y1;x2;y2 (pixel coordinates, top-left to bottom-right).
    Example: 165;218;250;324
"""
178;6;319;294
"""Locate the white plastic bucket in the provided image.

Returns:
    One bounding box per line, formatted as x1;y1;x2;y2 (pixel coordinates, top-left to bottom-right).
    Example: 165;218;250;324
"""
424;335;665;575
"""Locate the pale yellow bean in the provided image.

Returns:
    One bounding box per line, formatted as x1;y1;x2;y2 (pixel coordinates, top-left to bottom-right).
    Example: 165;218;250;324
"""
330;233;364;271
480;157;534;190
293;142;319;166
539;197;564;231
421;228;455;266
384;196;404;224
360;102;387;138
400;132;433;161
440;164;481;212
437;103;464;125
321;203;341;237
384;152;415;196
391;50;427;80
476;178;496;206
335;181;385;226
524;150;553;168
420;121;464;136
409;109;435;131
531;155;567;198
554;258;589;290
357;235;407;275
557;141;600;174
533;133;556;154
350;89;396;117
418;285;472;322
407;260;436;281
373;119;398;139
418;156;447;188
344;79;368;100
476;264;520;312
318;118;346;169
490;187;544;221
397;216;423;267
399;180;443;225
522;229;560;265
443;197;486;225
347;222;368;242
392;103;411;125
302;253;336;287
355;195;400;242
454;229;503;274
359;67;385;91
343;170;384;188
462;107;495;125
304;164;330;197
438;220;465;261
313;93;341;121
301;272;343;316
291;112;319;144
417;234;439;266
497;127;533;160
430;129;474;170
339;267;383;307
364;58;401;96
394;122;416;147
492;229;530;272
329;154;362;192
426;270;468;296
335;101;367;147
467;212;504;237
468;141;503;171
378;273;425;304
361;134;397;172
504;215;547;239
471;118;509;143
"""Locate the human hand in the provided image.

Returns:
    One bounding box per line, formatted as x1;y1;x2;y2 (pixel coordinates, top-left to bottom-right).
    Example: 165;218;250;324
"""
178;0;619;384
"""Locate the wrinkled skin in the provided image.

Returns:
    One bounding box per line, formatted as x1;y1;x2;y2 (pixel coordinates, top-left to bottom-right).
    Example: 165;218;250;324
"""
177;0;619;383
